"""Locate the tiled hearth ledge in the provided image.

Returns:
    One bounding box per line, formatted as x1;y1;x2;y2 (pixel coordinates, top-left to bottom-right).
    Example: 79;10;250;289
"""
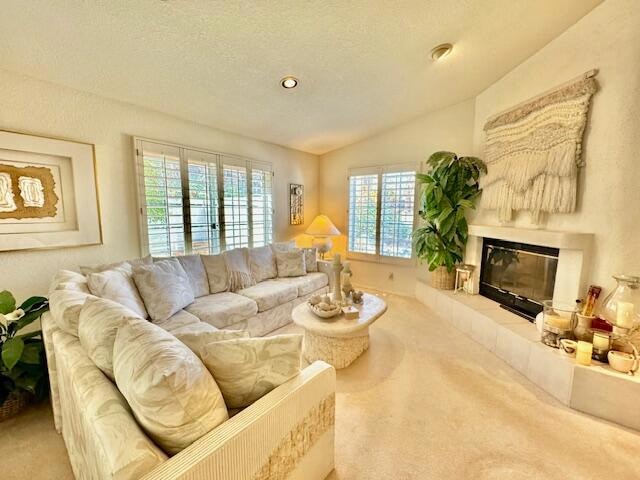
415;280;640;432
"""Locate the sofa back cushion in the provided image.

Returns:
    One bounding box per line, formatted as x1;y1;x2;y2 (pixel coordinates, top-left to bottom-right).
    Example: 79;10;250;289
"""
113;319;228;455
78;296;142;381
80;256;152;276
271;240;296;253
49;270;90;295
86;267;148;319
197;334;303;408
201;254;230;294
133;258;195;322
49;289;98;337
276;249;307;277
303;247;318;273
175;255;209;298
248;245;277;283
223;248;255;291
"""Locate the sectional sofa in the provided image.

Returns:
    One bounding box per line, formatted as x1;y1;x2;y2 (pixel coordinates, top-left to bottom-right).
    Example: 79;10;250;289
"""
42;242;336;480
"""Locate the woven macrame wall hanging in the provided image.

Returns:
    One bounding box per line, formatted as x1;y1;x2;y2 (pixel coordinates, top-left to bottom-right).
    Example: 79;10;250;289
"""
480;71;598;224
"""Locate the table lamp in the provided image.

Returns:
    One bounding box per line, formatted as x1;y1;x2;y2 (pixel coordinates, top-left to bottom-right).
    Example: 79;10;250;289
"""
305;214;340;259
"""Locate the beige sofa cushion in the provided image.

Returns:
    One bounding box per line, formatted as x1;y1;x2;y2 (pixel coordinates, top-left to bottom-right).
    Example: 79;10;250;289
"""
175;329;249;356
175;255;209;298
276;272;329;296
271;240;296;253
86;267;148;319
201;254;230;294
237;280;298;312
275;249;307;277
113;320;228;455
133;258;195;322
223;248;255;291
185;292;258;329
80;256;152;275
151;309;202;334
78;297;142;381
49;289;98;337
248;245;277;283
49;270;90;295
303;247;318;272
197;334;303;408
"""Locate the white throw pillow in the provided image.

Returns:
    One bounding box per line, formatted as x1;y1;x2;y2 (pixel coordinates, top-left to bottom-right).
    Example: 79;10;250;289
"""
175;255;209;298
271;240;296;253
198;334;303;408
80;256;152;276
276;250;307;277
48;270;90;295
49;289;98;337
303;248;318;273
248;245;277;283
87;267;148;319
133;258;195;322
201;254;230;294
113;320;228;455
78;296;142;380
175;329;249;357
223;248;255;291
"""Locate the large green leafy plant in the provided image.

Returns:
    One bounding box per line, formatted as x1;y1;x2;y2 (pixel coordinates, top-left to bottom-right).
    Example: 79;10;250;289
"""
413;151;487;272
0;291;49;405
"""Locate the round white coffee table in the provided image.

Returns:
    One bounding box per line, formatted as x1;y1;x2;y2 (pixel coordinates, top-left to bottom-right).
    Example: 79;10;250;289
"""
292;293;387;369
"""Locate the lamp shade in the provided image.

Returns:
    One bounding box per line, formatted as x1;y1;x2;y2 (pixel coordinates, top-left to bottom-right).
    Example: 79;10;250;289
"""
305;214;340;236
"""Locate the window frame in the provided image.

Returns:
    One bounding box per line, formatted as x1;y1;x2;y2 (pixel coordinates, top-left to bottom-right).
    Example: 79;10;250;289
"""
346;162;418;266
133;137;274;257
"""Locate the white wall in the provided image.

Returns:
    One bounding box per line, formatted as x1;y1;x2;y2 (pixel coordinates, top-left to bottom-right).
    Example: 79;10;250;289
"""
0;69;319;299
471;0;640;293
318;99;475;295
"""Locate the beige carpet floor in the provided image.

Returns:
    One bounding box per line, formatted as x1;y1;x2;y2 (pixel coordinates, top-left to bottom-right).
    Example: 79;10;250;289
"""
2;292;640;479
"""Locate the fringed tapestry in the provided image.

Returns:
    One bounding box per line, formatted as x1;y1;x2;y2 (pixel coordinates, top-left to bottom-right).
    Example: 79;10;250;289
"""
481;74;597;224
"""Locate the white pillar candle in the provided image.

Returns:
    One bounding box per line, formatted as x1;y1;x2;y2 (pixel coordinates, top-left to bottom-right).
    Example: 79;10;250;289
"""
545;314;572;330
576;341;593;366
616;301;635;329
592;332;610;351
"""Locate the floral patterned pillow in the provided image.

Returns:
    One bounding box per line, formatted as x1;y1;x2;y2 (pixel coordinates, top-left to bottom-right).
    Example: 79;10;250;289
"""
275;249;307;277
201;254;230;294
303;248;318;273
133;258;195;322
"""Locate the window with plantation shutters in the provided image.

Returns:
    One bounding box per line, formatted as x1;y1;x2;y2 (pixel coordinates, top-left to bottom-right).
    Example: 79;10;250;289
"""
134;138;273;256
347;164;417;263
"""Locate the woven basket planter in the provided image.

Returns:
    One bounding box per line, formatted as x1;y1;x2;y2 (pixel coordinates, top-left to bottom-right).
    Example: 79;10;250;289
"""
431;266;456;290
0;390;30;422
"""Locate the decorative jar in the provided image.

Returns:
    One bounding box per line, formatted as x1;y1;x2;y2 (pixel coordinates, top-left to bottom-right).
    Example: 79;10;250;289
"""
541;300;576;348
599;275;640;330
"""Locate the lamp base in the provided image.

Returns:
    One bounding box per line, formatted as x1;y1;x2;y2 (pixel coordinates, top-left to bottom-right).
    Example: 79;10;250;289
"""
312;236;333;259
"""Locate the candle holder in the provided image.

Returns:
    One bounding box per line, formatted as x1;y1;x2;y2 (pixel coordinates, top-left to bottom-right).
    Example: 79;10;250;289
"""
599;275;640;330
541;300;576;348
454;264;475;295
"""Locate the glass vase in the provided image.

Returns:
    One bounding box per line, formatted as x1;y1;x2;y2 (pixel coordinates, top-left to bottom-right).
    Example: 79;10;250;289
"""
599;275;640;330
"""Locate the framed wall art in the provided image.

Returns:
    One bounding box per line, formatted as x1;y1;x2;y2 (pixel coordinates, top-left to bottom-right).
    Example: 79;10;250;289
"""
0;129;102;252
289;183;304;225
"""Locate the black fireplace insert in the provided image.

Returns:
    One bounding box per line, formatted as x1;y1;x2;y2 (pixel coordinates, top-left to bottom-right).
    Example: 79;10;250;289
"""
479;238;559;321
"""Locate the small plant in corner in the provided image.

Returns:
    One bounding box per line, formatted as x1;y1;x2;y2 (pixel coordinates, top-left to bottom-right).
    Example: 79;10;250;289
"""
412;151;486;289
0;290;49;418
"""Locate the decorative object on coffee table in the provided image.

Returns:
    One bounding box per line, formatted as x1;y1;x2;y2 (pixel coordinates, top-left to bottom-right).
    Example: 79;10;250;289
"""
293;292;387;369
351;290;363;304
0;290;50;421
0;130;102;252
341;262;354;299
413;151;486;290
305;214;340;259
332;254;344;305
289;183;304;225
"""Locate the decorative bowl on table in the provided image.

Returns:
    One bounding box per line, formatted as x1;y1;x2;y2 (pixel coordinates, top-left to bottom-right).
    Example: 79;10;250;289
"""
307;294;341;319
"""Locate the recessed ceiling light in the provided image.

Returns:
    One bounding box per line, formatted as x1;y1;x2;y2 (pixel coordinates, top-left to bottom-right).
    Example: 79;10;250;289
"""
431;43;453;61
281;76;299;89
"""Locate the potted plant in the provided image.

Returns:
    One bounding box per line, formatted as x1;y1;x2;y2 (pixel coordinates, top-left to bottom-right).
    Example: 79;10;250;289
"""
0;290;49;420
413;151;487;290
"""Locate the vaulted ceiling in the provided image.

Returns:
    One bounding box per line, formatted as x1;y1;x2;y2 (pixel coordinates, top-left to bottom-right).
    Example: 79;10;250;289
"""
0;0;601;154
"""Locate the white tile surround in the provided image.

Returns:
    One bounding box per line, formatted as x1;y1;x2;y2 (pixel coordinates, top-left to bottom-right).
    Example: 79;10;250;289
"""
415;280;640;432
465;225;594;302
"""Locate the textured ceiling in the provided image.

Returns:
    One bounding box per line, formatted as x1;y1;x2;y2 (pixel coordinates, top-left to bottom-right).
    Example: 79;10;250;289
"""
0;0;601;154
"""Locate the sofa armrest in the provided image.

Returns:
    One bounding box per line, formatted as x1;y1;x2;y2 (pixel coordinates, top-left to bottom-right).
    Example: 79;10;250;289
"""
142;361;336;480
41;311;62;433
317;260;334;291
